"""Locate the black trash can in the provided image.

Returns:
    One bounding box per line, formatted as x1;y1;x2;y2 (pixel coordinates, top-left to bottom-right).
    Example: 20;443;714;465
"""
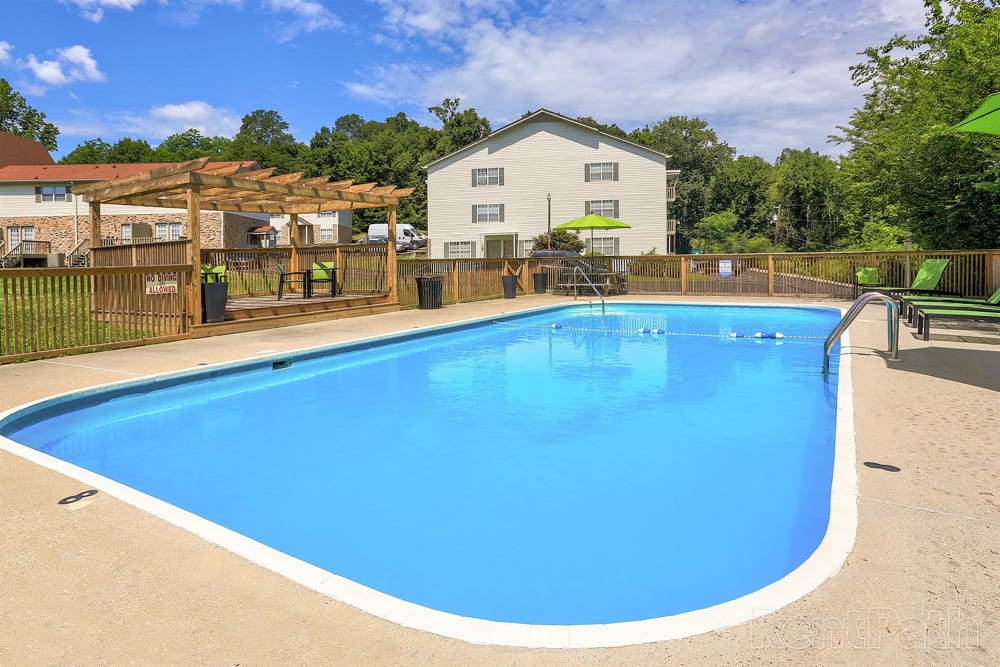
415;275;443;309
532;272;548;294
201;281;228;323
501;275;518;299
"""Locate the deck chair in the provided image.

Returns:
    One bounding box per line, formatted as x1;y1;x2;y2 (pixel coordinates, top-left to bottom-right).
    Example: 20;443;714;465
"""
307;261;337;297
276;263;308;299
915;304;1000;340
861;258;960;299
899;286;1000;325
853;266;884;298
201;264;227;283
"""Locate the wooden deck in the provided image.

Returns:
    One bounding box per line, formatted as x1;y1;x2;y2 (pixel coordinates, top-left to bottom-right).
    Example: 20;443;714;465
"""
190;291;401;337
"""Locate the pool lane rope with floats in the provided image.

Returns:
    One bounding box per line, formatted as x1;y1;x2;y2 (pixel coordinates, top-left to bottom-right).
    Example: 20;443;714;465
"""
493;321;825;340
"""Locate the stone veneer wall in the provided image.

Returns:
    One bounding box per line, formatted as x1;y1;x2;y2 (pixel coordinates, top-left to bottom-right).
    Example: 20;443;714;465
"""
1;212;224;254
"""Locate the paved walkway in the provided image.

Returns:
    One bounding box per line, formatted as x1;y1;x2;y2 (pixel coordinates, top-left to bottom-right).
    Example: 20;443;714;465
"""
1;295;997;665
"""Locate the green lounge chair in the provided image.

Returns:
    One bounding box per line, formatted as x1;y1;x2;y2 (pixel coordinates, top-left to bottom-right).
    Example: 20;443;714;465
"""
853;265;885;298
861;258;960;299
915;305;1000;340
900;286;1000;324
308;261;337;297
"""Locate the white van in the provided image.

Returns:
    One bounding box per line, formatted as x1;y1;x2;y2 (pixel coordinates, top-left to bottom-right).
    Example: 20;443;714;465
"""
367;223;424;251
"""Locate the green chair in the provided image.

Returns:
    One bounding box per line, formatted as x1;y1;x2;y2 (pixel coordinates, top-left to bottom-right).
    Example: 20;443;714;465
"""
915;304;1000;340
201;264;227;283
307;261;337;297
861;258;959;299
899;286;1000;325
276;263;307;299
853;266;884;298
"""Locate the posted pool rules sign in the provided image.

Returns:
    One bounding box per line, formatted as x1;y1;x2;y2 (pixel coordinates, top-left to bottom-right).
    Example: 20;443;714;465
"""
145;271;179;295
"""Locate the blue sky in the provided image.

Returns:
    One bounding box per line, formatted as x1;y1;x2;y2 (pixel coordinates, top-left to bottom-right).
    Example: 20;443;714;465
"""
1;0;928;162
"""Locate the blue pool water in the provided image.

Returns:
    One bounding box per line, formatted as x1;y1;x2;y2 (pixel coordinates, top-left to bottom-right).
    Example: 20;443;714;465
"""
2;303;841;625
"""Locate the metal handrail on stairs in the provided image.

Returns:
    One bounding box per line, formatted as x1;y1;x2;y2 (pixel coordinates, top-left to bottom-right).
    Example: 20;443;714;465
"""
571;266;606;315
823;292;899;374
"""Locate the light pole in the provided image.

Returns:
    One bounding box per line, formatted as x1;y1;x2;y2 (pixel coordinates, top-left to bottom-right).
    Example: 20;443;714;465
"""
547;193;551;250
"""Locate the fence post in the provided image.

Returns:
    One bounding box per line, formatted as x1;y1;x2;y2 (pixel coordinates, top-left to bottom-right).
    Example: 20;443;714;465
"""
680;256;688;295
768;254;775;297
452;260;460;303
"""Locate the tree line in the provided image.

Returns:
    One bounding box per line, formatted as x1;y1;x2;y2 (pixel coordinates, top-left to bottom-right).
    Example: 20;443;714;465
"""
2;0;996;251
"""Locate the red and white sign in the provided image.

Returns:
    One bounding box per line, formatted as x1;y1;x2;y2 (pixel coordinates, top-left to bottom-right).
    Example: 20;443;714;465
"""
145;272;178;295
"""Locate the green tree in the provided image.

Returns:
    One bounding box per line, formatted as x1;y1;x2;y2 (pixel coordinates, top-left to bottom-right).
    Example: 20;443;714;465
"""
107;137;154;163
428;98;491;156
531;229;585;253
691;210;786;254
227;109;305;173
770;149;844;251
0;78;59;151
711;155;777;236
834;0;1000;249
153;129;231;161
630;117;735;251
60;138;112;163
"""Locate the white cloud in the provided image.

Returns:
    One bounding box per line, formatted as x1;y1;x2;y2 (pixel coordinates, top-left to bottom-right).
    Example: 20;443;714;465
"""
349;0;930;160
61;0;145;23
124;100;242;138
262;0;343;42
21;45;106;91
0;41;13;64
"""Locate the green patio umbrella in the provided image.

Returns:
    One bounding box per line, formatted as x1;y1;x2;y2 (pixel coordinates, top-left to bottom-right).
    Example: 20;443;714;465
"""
553;213;631;253
952;92;1000;136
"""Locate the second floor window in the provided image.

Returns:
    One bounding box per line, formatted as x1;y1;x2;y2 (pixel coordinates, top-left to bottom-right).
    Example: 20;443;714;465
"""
473;203;504;223
318;211;335;218
320;228;333;241
35;185;72;202
122;224;132;241
585;162;618;182
472;167;504;187
586;200;619;218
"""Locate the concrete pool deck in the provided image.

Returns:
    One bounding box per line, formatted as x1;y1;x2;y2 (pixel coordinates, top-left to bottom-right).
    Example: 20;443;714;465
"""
1;295;997;664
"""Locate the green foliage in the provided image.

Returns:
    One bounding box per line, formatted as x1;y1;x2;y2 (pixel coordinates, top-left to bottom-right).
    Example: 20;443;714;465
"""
629;117;736;251
531;229;585;253
428;98;491;155
0;78;59;151
834;0;1000;249
226;109;305;174
691;210;786;254
60;138;112;163
107;137;154;163
152;129;231;161
770;149;845;251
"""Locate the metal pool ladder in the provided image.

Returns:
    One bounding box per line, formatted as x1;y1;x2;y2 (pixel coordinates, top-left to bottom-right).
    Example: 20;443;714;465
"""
823;292;899;374
571;266;606;314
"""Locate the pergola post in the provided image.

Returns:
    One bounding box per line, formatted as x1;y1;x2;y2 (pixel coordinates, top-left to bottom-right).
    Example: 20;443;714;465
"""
387;205;398;303
88;202;101;255
289;213;300;273
188;187;202;326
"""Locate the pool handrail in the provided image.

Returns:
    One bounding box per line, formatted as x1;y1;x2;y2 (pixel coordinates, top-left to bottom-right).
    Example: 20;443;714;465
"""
824;292;899;373
571;266;606;315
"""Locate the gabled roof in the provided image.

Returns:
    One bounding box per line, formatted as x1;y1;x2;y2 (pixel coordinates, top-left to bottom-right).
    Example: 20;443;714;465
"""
0;131;56;167
0;161;256;183
421;108;670;170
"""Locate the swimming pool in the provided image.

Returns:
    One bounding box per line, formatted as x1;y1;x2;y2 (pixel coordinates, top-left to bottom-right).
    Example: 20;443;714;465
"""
0;302;857;647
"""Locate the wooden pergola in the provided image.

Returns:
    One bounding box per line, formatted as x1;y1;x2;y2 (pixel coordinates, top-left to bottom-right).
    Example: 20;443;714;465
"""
72;157;413;321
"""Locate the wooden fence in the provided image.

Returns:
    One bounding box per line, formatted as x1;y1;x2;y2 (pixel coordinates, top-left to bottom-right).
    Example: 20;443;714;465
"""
394;249;998;307
2;248;996;362
1;265;191;363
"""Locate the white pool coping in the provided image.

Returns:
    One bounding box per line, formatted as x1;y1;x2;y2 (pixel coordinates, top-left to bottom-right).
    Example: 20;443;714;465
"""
0;301;857;648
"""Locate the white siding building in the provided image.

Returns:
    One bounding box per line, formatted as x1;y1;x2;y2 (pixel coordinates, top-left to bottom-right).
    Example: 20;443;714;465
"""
423;109;679;259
